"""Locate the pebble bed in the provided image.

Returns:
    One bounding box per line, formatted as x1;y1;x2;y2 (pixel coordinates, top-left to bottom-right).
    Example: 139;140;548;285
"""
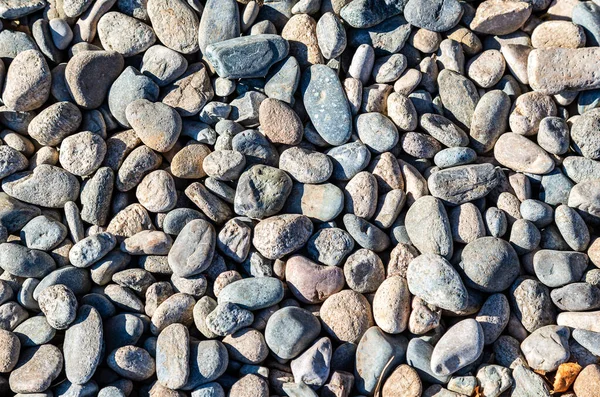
1;0;600;396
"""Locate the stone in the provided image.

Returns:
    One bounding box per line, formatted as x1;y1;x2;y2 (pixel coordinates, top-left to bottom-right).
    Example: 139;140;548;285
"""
8;345;63;394
372;276;410;334
494;133;554;174
184;340;228;389
282;14;323;68
198;0;239;54
265;306;321;360
108;66;159;128
156;323;189;389
340;0;408;29
234;165;292;219
521;325;570;372
107;346;155;381
38;284;77;330
459;237;520;292
343;214;390;252
59;131;107;177
510;277;555;332
476;365;513;397
2;165;80;208
573;364;600;397
528;47;600;94
290;337;332;387
168;219;215;277
218;277;284;310
317;12;346;59
253;214;312;259
63;305;103;384
97;12;155;57
428;164;499;205
69;232;116;268
147;0;199;54
407;338;450;385
29;101;83;147
125;99;181;152
572;1;600;46
302;64;352;146
307;228;354;267
285;255;344;304
162;63;214;117
437;69;479;129
476;293;510;345
259;98;303;145
206;34;289;79
355;326;408;395
533;250;588;287
407;253;468;312
65;50;125;109
0;329;19;372
470;0;532;35
405;196;453;259
430;319;484;376
321;290;373;343
381;364;422;397
512;365;551;397
327;141;371;180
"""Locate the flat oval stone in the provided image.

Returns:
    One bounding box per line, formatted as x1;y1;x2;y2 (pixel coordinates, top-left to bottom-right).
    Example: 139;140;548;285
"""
2;165;80;208
356;112;399;153
340;0;407;29
470;0;532;35
0;193;41;234
218;277;284;310
290;337;332;388
13;317;55;347
420;113;469;148
198;0;239;54
355;326;408;395
156;323;190;389
404;0;463;32
572;108;600;160
168;219;216;277
372;275;410;334
279;147;332;184
206;34;289;79
183;340;228;390
301;64;352;146
469;90;511;154
265;306;321;360
65;50;125;109
21;215;66;251
64;305;103;384
551;283;600;312
405;196;453;259
437;69;479;129
107;346;155;381
0;243;56;278
406;338;449;384
282;14;324;68
316;12;347;59
0;146;27;179
69;232;116;268
494;133;554;174
459;237;520;292
428;164;499;205
8;345;63;394
407;253;468;312
533;250;588;288
430;319;484;376
343;214;390;252
285;255;344;304
144;0;198;54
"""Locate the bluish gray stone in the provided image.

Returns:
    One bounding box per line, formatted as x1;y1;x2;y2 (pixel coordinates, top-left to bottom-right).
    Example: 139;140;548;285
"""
433;147;477;169
520;199;554;228
521;325;570;372
231;129;279;167
347;16;412;55
430;319;484;376
265;56;300;104
340;0;408;28
0;243;56;278
572;329;600;356
555;204;590;251
206;34;289;79
578;88;600;114
540;169;574;206
265;306;321;360
13;316;56;347
406;338;450;384
20;215;67;251
0;0;46;19
198;0;240;53
104;313;144;353
183;340;229;390
64;305;104;385
428;164;499;205
81;167;114;227
509;277;555;333
234;165;293;219
326;141;371;181
407;253;468;311
0;193;41;233
163;208;204;235
33;267;92;300
551;283;600;312
354;326;407;395
69;232;117;268
342;214;391;252
475;293;510;345
533;250;588;288
301;64;352;146
205;302;254;336
218;277;284;310
572;1;600;47
404;0;463;32
108;66;159;127
459;237;520;293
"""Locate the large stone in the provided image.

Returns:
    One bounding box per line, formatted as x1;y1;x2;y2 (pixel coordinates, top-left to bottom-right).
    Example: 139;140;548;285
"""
301;64;352;146
428;164;499;205
430;319;484;376
205;34;289;79
63;305;103;384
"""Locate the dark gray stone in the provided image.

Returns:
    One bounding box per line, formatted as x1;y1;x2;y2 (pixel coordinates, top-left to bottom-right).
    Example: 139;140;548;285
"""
108;66;159;127
340;0;408;28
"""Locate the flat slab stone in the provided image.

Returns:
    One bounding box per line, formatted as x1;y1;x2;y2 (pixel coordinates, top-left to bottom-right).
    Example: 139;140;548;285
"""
205;34;289;79
528;47;600;95
301;64;352;146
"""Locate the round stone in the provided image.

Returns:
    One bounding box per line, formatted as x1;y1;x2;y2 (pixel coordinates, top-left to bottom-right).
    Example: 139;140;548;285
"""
265;306;321;360
59;131;107;176
320;290;373;344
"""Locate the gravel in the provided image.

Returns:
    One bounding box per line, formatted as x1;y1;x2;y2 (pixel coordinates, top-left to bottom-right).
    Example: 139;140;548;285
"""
0;1;599;395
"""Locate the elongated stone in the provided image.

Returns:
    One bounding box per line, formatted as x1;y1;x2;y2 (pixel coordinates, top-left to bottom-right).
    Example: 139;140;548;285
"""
301;64;352;146
528;47;600;94
428;164;500;205
198;0;240;54
205;34;289;79
494;133;554;174
405;196;453;259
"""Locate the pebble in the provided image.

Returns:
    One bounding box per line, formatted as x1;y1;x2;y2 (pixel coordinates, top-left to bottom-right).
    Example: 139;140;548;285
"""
470;0;532;35
218;277;284;310
147;0;199;54
316;12;346;59
428;163;499;205
97;12;155;57
404;0;462;32
476;365;513;397
494;133;554;174
108;346;155;381
321;290;373;343
198;0;239;54
8;345;63;394
521;325;570;371
65;50;125;109
430;319;484;376
510;277;555;332
533;250;588;287
38;284;77;330
340;0;406;29
168;219;215;277
572;1;600;46
2;50;51;112
286;255;344;303
437;69;479;129
574;364;600;397
372;276;410;334
405;196;453;259
125;99;181;153
206;34;289;79
460;237;520;292
265;306;320;360
0;329;20;372
63;305;103;384
69;232;116;268
59;131;106;176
